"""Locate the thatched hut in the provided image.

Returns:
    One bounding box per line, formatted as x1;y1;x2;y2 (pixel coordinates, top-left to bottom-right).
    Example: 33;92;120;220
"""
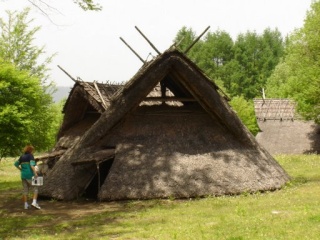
254;98;320;155
39;49;289;201
37;81;122;172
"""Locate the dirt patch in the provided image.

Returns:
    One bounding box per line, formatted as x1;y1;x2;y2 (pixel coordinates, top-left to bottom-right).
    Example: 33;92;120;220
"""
0;189;123;224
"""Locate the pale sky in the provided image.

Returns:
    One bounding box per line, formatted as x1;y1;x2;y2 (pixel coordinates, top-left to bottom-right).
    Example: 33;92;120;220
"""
0;0;314;86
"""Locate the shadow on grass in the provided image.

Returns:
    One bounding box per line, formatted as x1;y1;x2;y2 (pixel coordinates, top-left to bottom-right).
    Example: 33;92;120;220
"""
286;175;320;187
0;189;175;239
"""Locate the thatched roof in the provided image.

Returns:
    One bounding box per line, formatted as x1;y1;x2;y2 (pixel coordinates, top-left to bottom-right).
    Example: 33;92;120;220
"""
39;49;289;201
254;98;320;154
254;99;296;121
58;81;122;140
37;81;121;168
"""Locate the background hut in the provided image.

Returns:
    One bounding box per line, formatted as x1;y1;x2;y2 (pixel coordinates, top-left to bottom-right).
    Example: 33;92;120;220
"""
39;49;290;201
254;98;320;155
37;81;122;173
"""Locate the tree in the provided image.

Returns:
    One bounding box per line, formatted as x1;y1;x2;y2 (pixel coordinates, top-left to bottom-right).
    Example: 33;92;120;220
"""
0;9;62;159
173;27;284;100
266;1;320;123
196;30;234;81
0;59;41;159
0;8;54;84
231;29;284;99
229;96;260;136
173;26;197;55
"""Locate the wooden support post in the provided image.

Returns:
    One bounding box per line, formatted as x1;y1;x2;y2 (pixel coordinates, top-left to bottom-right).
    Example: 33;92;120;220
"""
120;37;145;64
170;36;185;49
184;26;210;54
57;65;78;83
93;81;108;109
135;26;161;55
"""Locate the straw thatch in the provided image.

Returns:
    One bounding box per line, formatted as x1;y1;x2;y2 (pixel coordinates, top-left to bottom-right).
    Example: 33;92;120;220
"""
39;49;289;201
36;81;122;170
58;81;122;143
254;99;320;155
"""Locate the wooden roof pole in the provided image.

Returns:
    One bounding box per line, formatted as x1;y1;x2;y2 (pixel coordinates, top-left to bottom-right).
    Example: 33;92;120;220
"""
184;26;210;54
170;36;185;49
57;65;78;83
119;37;145;64
135;26;161;55
93;81;108;110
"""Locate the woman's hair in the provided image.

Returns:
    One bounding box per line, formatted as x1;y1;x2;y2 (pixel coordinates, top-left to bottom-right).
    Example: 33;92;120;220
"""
23;145;34;154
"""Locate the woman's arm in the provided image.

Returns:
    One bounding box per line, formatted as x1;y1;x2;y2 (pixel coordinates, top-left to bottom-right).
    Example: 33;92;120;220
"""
30;165;38;177
14;160;21;170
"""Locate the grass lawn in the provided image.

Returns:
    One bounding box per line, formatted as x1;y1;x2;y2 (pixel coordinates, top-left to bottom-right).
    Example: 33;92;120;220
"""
1;154;320;240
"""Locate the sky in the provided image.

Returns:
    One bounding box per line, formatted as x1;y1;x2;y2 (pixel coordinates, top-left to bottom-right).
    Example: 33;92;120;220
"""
0;0;314;86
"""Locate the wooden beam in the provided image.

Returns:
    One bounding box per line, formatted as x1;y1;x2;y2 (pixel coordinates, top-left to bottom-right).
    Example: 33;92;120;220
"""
120;37;145;63
57;65;77;83
93;81;108;109
184;26;210;54
135;26;161;55
143;97;197;102
71;155;115;166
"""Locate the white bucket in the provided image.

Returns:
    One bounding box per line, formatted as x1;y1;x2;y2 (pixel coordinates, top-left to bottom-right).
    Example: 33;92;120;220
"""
32;176;43;186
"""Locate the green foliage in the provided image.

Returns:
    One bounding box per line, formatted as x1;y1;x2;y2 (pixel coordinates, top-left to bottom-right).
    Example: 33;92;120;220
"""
0;9;62;159
229;96;260;136
0;59;42;158
173;26;197;54
176;27;285;100
0;59;62;158
266;1;320;123
74;0;102;11
0;8;55;84
197;30;234;80
230;29;284;99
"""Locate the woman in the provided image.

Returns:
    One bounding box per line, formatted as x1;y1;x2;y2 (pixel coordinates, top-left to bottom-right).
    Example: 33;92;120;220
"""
14;145;41;210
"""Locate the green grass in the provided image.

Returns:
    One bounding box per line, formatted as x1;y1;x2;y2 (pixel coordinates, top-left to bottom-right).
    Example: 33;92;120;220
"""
0;158;21;192
1;155;320;240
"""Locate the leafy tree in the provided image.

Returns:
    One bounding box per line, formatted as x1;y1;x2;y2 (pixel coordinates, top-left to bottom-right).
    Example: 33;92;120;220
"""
174;27;284;100
173;26;197;54
0;59;41;159
266;1;320;123
196;30;234;80
229;96;260;136
259;28;284;79
0;8;54;84
0;9;62;159
231;29;284;99
264;60;291;97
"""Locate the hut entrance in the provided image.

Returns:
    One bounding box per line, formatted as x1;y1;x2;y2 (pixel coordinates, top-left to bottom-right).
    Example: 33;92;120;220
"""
83;157;115;199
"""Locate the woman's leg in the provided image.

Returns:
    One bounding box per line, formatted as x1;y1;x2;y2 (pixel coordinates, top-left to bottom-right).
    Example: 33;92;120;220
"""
22;179;29;209
31;185;40;209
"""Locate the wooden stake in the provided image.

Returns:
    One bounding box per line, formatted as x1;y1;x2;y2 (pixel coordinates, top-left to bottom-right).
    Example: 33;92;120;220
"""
184;26;210;54
93;81;108;109
119;37;145;63
135;26;161;55
57;65;77;83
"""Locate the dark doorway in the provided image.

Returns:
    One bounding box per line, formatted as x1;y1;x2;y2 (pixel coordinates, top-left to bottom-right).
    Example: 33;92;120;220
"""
83;158;115;199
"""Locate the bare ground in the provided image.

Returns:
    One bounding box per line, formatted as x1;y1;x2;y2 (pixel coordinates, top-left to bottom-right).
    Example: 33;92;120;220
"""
0;189;124;224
